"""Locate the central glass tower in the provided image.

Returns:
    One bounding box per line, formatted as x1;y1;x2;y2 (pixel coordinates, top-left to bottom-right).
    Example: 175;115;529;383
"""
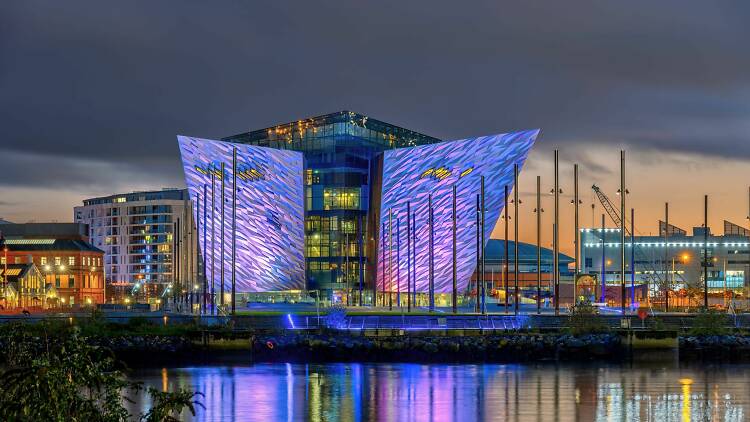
221;111;441;298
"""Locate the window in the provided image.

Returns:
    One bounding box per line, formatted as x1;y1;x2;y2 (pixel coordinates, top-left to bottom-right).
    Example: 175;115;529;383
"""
323;188;360;210
41;257;47;265
0;257;4;265
55;275;61;288
68;256;75;266
54;257;61;266
69;276;75;288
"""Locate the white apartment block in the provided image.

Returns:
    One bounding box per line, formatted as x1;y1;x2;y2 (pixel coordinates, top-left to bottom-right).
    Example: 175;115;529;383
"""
74;189;193;293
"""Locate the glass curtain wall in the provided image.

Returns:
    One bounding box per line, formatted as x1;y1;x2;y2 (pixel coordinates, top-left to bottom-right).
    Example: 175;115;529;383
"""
223;111;439;299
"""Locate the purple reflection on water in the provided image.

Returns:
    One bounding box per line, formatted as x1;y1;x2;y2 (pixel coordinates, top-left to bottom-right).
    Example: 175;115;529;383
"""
128;362;750;421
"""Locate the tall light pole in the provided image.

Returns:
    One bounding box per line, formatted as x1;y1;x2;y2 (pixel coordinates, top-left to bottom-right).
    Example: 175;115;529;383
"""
664;202;669;312
412;211;417;307
407;201;412;312
504;185;509;313
202;184;207;314
535;176;542;314
388;207;393;311
573;163;580;305
381;222;386;308
172;220;178;307
452;184;457;314
619;150;626;315
600;214;606;304
704;194;709;310
475;194;481;313
481;175;486;315
553;149;559;314
630;208;635;308
428;194;435;312
396;217;401;307
231;147;237;316
220;162;225;312
211;171;215;314
513;165;519;315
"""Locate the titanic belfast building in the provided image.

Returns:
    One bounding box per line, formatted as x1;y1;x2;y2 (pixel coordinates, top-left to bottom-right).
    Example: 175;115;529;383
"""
178;111;537;304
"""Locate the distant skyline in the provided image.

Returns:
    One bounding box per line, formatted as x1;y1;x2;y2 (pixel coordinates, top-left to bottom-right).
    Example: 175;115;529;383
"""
1;1;749;255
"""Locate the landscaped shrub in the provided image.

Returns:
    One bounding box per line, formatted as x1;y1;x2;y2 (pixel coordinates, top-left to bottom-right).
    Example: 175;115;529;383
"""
565;301;609;336
689;309;730;336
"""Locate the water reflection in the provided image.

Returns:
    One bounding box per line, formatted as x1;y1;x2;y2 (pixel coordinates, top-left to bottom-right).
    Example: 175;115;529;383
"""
128;362;750;421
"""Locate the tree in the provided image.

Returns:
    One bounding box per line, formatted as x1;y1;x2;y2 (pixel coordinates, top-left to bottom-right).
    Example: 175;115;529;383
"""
0;323;202;421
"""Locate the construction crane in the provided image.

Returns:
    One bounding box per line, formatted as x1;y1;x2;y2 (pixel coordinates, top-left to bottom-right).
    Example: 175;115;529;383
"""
590;184;664;286
592;184;629;235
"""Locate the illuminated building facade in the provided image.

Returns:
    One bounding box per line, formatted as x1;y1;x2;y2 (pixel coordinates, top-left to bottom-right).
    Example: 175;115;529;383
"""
179;111;538;300
0;237;104;305
580;221;750;302
75;189;191;301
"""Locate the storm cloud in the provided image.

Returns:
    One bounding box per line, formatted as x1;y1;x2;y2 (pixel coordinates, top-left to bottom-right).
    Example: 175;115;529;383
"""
1;0;749;229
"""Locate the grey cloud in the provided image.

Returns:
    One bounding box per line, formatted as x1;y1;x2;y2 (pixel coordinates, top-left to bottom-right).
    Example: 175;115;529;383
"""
0;0;748;196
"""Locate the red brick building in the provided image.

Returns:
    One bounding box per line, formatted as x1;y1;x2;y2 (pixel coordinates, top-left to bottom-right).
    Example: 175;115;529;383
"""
1;224;105;306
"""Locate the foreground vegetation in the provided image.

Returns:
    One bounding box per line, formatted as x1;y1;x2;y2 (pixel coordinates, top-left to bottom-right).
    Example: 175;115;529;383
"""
0;322;202;421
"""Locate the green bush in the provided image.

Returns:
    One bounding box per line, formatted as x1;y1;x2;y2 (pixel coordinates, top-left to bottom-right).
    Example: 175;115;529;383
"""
565;301;609;336
0;323;202;421
689;309;730;336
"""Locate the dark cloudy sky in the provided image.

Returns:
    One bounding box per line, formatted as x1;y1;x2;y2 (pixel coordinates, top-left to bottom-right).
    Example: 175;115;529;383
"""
1;1;749;251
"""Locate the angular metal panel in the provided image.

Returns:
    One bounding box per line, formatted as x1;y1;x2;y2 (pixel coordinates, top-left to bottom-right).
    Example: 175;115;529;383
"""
378;130;538;294
177;136;305;292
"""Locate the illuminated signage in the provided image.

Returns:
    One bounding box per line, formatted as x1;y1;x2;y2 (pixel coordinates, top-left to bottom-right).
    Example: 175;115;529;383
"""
419;166;474;181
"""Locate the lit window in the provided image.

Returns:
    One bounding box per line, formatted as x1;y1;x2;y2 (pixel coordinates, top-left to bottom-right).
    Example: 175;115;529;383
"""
41;257;47;265
54;257;61;266
68;256;75;266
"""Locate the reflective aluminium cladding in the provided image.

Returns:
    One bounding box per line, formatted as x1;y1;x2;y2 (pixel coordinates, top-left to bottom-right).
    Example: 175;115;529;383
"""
177;136;305;292
378;130;538;294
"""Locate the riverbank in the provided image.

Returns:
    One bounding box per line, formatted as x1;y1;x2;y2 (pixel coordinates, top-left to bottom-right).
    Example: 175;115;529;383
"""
3;318;750;365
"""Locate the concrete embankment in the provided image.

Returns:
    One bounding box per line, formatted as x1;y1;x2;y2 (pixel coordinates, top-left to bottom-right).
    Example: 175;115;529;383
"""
101;330;687;365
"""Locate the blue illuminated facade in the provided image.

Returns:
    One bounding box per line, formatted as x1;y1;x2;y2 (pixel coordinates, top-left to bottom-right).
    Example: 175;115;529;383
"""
179;111;539;298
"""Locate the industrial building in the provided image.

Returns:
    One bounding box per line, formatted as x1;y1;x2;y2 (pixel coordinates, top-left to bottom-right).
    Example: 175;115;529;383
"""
580;220;750;307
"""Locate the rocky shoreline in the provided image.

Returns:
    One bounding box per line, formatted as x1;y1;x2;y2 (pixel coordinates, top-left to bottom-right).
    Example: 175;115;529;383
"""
679;335;750;361
249;332;623;363
10;331;750;365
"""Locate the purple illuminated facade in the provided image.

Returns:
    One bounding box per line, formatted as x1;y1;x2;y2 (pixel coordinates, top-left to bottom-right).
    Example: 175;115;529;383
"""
177;136;305;292
377;131;538;294
177;112;538;297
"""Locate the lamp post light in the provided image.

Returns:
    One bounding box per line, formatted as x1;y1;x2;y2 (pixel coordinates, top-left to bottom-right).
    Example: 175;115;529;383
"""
210;170;216;315
480;176;486;315
572;163;582;305
600;214;606;304
511;165;520;315
503;185;509;313
703;194;709;310
533;176;543;314
220;161;225;314
407;201;412;312
452;185;457;314
553;150;560;315
231;147;237;316
618;150;626;315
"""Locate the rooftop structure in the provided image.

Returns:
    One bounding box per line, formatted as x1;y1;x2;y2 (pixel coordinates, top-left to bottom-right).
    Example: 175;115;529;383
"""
0;223;89;241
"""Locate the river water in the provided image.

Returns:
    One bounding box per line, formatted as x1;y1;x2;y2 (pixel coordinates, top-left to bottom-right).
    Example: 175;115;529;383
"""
127;361;749;421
